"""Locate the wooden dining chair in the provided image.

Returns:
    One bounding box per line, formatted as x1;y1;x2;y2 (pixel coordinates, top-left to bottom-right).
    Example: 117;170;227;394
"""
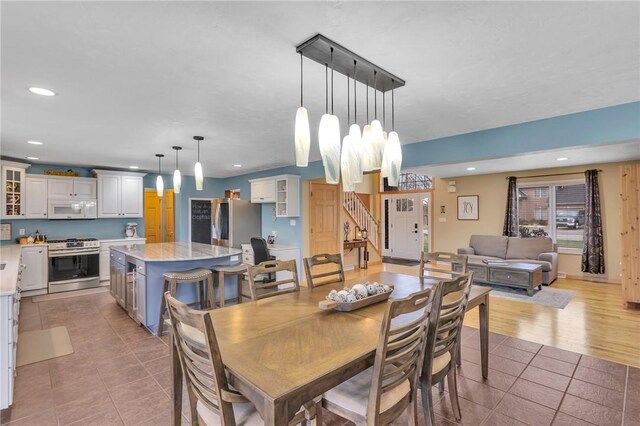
303;253;345;288
420;272;473;426
247;259;300;301
419;251;468;279
321;286;442;426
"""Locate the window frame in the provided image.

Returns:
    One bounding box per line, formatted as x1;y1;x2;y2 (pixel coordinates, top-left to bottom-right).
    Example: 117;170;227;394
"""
517;178;585;255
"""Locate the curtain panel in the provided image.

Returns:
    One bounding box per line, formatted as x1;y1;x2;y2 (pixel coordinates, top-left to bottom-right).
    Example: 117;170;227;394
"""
503;176;518;237
582;169;605;274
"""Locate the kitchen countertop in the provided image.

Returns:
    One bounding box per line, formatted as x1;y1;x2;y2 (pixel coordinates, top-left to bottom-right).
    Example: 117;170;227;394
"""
100;237;146;243
0;244;24;296
110;242;242;262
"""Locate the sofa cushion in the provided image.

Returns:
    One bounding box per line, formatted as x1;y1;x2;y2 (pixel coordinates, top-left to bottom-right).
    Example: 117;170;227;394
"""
469;235;509;259
506;237;553;260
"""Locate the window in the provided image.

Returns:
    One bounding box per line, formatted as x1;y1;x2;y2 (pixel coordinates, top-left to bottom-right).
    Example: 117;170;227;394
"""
517;181;586;252
382;173;433;192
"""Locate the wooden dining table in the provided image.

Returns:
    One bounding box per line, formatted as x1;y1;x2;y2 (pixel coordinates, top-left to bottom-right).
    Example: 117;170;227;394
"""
171;271;491;425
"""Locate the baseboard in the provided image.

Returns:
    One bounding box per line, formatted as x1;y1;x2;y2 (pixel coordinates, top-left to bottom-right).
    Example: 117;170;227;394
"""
565;274;621;285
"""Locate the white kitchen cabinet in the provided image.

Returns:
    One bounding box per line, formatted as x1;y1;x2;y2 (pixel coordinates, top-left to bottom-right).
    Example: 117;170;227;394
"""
99;238;145;281
20;246;48;291
250;179;276;203
47;177;97;199
134;268;146;325
93;170;145;218
1;161;29;218
25;176;48;218
241;243;300;281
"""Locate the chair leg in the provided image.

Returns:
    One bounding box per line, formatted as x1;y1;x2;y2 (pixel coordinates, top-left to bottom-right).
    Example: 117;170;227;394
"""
447;368;462;420
218;271;225;308
420;380;436;426
198;280;206;310
438;380;445;394
157;280;169;337
237;274;243;304
206;274;215;310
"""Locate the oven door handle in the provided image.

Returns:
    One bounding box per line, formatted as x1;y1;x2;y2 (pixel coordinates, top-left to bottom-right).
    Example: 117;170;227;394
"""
49;250;100;258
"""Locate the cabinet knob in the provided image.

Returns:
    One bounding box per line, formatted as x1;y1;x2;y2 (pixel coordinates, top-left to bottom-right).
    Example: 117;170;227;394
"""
74;194;77;196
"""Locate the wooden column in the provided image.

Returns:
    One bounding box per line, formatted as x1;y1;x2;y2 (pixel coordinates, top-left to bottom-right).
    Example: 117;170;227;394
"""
620;163;640;309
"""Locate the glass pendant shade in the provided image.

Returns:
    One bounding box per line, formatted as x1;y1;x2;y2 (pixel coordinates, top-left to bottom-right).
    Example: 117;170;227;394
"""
295;106;310;167
348;124;363;183
370;120;385;170
318;114;341;184
360;124;373;172
173;170;181;194
340;135;356;192
194;162;203;191
382;131;402;187
156;175;164;198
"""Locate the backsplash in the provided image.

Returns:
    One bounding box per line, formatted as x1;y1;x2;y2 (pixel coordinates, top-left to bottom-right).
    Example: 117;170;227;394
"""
0;218;143;243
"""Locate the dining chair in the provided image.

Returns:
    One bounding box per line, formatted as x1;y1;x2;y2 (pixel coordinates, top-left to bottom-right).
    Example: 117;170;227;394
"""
419;251;468;279
247;259;300;301
303;253;345;288
321;286;442;426
420;272;473;426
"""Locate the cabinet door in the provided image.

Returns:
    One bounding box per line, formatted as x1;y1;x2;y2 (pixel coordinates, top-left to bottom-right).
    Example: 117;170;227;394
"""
20;247;47;290
47;178;74;199
116;264;126;307
251;180;276;203
25;177;48;219
134;273;146;325
73;179;97;199
99;250;110;281
120;176;143;217
98;175;121;217
2;166;27;217
109;260;117;298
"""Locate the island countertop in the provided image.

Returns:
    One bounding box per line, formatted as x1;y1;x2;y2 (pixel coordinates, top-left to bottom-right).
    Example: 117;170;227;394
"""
110;242;242;262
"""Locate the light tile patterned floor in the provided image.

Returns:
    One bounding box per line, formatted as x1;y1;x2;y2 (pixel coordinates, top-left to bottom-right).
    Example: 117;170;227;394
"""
2;292;639;425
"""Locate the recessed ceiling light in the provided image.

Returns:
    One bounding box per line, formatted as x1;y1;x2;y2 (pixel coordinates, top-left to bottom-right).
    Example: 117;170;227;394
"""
26;156;39;160
556;157;568;161
233;164;242;168
466;167;476;171
28;87;56;96
129;166;139;169
27;140;43;145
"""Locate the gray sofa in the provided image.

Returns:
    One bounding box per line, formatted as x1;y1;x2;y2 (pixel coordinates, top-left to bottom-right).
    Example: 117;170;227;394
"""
458;235;558;285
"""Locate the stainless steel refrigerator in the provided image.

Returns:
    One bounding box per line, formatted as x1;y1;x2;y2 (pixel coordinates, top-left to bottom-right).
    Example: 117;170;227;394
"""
212;199;261;248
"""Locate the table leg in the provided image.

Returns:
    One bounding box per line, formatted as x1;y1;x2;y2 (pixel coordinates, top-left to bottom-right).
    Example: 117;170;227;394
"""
358;247;361;269
479;294;489;378
364;246;369;269
171;331;183;426
218;271;225;308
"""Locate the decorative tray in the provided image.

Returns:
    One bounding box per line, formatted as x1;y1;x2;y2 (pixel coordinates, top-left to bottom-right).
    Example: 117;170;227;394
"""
318;282;394;312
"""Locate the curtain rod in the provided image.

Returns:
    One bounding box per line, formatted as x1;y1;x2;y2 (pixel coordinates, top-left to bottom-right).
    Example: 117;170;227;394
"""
506;169;603;180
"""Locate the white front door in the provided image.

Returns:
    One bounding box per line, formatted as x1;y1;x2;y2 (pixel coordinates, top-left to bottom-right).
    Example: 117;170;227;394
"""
383;194;423;260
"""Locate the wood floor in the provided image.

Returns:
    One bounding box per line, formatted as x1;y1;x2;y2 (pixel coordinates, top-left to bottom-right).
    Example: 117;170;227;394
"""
346;262;640;368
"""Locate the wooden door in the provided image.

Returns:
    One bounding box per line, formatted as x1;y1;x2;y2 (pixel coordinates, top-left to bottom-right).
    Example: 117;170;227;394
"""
164;190;175;242
309;182;339;255
144;190;162;243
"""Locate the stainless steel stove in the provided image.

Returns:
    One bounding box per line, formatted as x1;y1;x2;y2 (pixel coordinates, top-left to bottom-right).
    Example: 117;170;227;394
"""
48;238;101;293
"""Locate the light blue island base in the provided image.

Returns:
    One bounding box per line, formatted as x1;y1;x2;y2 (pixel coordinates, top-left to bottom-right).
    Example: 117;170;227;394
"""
110;242;243;335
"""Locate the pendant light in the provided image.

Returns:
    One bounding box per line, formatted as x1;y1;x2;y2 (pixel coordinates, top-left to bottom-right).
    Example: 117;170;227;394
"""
361;83;374;172
318;48;340;184
155;154;164;198
172;146;182;194
370;71;385;170
341;72;355;192
295;52;310;167
193;136;204;191
382;82;402;186
349;60;363;184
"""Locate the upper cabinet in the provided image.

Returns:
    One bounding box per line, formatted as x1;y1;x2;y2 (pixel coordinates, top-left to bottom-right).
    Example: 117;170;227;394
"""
47;177;97;199
1;161;29;218
249;174;300;217
93;170;145;218
25;176;48;218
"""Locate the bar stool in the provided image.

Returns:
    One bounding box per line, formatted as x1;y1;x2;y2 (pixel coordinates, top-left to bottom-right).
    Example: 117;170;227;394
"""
157;268;214;336
211;263;249;308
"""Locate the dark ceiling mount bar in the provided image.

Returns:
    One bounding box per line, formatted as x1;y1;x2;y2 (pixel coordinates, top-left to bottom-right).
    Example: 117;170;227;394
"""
507;169;603;180
296;33;406;92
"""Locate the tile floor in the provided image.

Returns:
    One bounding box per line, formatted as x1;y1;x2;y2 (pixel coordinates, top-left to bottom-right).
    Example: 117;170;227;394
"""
1;292;639;426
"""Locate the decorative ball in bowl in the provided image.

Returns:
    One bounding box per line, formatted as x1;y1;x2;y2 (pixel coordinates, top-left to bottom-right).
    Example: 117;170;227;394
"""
319;282;394;311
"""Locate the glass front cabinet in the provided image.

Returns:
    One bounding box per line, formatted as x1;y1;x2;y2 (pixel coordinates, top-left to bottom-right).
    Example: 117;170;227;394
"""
1;161;30;218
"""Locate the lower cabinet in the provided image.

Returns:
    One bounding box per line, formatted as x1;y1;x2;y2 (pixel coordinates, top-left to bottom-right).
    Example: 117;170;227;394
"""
133;270;146;325
110;253;126;308
1;281;20;410
100;238;145;281
20;246;48;291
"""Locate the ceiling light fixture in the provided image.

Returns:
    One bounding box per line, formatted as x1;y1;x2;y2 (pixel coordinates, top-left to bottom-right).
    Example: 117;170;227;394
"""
172;146;182;194
381;82;402;186
26;156;39;160
28;87;56;96
557;157;569;161
294;52;310;167
466;167;476;171
233;164;242;168
155;154;164;197
129;166;139;169
296;34;405;187
193;136;204;191
27;140;43;145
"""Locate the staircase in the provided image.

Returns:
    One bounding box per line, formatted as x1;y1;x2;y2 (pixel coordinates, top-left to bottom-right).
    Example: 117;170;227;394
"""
343;192;379;250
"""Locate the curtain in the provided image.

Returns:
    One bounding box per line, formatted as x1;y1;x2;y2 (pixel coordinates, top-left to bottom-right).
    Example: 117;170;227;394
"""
582;169;605;274
502;176;518;237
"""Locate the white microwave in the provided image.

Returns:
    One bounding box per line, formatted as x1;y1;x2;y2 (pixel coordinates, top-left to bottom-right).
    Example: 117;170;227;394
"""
48;199;97;219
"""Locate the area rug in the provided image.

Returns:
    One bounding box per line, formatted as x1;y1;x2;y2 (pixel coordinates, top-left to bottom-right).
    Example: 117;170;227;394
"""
382;257;420;267
474;283;576;309
31;286;109;303
16;326;74;366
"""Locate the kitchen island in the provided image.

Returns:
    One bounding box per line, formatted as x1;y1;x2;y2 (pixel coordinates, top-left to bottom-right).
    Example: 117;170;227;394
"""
109;242;242;334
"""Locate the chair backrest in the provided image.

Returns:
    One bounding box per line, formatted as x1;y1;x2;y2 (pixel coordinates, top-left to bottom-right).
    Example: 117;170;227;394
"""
247;259;300;300
303;253;345;288
165;292;238;426
419;251;468;279
367;286;441;424
422;273;473;380
250;237;271;264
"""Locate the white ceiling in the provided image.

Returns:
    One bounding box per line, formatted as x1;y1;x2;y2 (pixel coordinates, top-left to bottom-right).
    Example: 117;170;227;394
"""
1;1;639;177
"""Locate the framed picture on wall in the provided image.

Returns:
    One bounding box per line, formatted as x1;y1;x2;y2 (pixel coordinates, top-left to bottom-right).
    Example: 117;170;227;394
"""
457;195;479;220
